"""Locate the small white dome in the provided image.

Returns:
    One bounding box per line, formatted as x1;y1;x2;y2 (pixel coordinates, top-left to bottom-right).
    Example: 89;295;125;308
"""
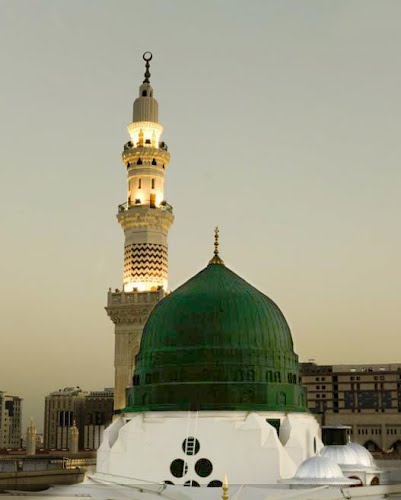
320;445;360;465
346;442;376;468
295;456;345;479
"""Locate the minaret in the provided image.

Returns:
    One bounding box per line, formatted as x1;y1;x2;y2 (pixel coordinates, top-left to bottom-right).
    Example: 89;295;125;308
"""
69;420;79;454
26;418;36;456
106;52;174;411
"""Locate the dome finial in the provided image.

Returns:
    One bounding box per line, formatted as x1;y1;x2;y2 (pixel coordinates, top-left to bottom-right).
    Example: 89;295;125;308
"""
209;226;224;265
142;51;152;83
222;474;229;500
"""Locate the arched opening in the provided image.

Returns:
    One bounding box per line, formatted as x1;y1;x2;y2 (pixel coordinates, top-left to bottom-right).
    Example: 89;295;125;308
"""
142;90;147;96
137;158;142;165
391;440;401;453
278;391;286;406
370;476;380;485
364;440;380;452
152;158;157;165
348;475;363;487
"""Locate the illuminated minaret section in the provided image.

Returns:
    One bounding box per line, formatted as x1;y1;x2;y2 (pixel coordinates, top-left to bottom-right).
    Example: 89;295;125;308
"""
106;53;174;411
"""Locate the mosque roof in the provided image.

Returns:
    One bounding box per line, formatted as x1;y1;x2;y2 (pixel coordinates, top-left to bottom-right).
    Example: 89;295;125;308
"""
125;232;307;412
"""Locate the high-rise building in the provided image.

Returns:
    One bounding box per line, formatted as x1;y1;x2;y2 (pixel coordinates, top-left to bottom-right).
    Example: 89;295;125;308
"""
44;387;113;451
83;388;114;450
301;362;401;452
44;387;86;450
106;52;174;411
0;392;22;449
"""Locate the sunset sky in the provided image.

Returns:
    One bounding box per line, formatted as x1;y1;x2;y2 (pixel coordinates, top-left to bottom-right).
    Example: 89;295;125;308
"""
1;0;401;430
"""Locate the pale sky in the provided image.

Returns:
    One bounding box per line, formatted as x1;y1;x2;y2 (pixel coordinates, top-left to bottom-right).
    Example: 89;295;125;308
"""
1;0;401;431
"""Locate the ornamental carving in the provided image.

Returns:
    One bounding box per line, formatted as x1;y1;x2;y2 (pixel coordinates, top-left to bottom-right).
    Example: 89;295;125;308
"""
105;303;155;325
117;208;174;232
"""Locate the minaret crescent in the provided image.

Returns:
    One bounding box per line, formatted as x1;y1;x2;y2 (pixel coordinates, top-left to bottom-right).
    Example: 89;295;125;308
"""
106;53;174;411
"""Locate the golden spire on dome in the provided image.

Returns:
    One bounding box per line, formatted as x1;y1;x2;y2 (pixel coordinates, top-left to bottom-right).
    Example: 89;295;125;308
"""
222;474;229;500
209;226;224;265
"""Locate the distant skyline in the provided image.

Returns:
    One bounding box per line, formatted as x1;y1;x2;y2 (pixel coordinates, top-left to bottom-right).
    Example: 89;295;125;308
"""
1;0;401;431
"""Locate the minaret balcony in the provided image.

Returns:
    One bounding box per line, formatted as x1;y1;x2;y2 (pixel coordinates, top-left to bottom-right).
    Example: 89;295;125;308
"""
123;141;167;151
118;200;173;213
122;146;170;167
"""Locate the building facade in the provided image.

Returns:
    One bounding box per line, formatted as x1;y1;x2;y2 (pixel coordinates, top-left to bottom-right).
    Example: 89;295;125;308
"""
83;389;114;450
0;392;22;449
106;52;174;412
301;362;401;452
44;387;86;450
44;387;113;451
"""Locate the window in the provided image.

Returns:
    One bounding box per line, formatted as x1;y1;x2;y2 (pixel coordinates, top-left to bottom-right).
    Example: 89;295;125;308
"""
142;90;147;96
170;459;188;478
138;178;141;189
195;458;213;478
152;158;157;165
151;178;155;189
182;437;200;456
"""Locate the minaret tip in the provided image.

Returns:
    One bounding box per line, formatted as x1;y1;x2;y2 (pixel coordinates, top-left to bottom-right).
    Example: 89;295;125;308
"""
142;51;153;83
209;226;224;265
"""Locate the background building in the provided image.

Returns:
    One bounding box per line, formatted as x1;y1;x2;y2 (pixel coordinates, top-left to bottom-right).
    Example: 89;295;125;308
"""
83;388;114;450
301;362;401;452
44;387;113;451
44;387;86;450
0;392;22;449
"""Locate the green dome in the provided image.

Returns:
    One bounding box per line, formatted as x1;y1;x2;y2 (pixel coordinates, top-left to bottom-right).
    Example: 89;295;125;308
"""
126;260;307;412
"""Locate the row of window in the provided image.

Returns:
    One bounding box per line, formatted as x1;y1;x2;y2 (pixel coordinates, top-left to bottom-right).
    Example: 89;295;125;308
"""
133;370;300;386
312;375;388;382
127;158;165;168
132;178;156;189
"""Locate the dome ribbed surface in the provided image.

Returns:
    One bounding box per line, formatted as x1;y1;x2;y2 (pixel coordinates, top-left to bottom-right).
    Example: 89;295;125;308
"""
126;262;307;412
320;445;360;466
346;443;376;468
143;263;294;352
295;456;345;480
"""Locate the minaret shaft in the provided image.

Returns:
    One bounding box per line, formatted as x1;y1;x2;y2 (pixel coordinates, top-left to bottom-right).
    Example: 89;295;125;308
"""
106;54;174;411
